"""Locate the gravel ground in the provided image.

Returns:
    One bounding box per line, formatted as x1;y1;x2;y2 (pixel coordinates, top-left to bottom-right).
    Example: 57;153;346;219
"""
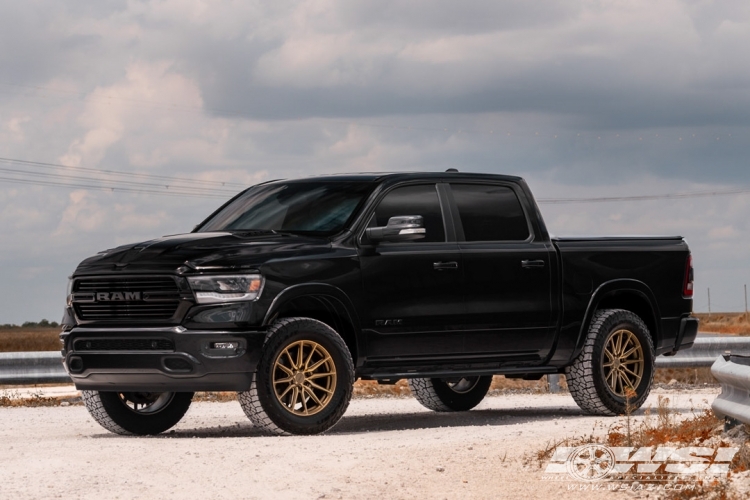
0;389;722;500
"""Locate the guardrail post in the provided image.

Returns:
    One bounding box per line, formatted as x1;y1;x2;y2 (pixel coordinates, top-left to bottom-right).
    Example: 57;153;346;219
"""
547;374;561;393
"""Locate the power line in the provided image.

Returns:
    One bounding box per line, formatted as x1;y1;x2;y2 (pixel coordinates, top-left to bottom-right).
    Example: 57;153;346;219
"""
537;187;750;204
0;175;230;199
1;154;748;204
0;156;248;188
0;166;239;195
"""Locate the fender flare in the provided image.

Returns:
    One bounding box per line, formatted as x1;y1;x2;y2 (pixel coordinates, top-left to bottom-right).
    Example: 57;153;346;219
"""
572;279;661;359
262;283;362;356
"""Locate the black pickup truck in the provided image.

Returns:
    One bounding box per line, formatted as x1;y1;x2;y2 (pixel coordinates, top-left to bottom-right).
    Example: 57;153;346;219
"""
62;172;697;436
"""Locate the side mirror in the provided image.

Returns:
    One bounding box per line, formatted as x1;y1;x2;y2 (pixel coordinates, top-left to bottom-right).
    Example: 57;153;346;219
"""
365;215;426;243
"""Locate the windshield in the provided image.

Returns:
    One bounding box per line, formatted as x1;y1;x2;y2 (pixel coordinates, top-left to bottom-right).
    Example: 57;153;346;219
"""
197;181;375;235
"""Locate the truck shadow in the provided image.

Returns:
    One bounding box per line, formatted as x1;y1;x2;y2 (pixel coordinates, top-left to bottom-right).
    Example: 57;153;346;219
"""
92;401;701;439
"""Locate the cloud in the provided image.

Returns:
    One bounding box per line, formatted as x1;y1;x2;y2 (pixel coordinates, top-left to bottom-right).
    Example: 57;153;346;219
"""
0;0;749;322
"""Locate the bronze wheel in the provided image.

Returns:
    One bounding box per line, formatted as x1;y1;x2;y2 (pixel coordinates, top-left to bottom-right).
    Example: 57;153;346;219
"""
272;340;337;416
602;329;644;397
565;309;655;416
238;317;354;435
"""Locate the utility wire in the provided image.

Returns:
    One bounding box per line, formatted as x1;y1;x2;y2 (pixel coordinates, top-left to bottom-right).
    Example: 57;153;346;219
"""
0;176;231;199
537;187;750;204
0;156;248;188
0;166;240;195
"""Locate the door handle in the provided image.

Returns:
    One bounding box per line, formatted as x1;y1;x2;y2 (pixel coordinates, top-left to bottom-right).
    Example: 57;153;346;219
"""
521;259;546;269
433;261;459;271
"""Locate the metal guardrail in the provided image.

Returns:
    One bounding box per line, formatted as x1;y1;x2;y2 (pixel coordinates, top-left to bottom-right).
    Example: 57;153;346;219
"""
0;351;70;385
711;355;750;426
2;334;750;387
655;336;750;368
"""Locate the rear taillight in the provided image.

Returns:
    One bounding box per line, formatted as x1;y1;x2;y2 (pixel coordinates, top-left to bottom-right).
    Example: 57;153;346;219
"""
683;255;694;298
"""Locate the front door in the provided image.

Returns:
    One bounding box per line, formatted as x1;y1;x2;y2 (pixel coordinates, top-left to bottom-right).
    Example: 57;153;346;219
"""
359;183;464;361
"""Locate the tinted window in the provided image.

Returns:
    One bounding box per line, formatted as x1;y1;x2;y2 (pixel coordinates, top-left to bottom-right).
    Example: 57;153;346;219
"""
374;184;446;243
451;184;529;241
198;182;374;235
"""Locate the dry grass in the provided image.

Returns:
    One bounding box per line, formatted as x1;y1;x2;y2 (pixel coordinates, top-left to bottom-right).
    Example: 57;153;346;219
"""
532;395;750;500
0;327;60;352
355;375;559;398
0;389;77;407
695;312;750;336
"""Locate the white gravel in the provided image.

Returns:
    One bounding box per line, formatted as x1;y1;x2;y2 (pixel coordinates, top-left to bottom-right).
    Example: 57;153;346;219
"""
0;389;721;500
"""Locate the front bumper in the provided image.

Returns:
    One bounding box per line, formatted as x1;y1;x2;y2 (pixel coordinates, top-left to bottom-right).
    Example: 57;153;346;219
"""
62;326;265;392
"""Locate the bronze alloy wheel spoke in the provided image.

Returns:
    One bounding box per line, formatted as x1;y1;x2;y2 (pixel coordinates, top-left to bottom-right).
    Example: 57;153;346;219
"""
291;386;300;410
603;329;644;397
621;346;639;359
285;349;298;370
615;331;624;356
615;371;623;394
272;340;337;416
276;364;295;377
621;365;640;379
621;358;643;365
304;347;316;371
305;356;333;373
304;386;323;406
609;368;618;389
278;384;294;400
307;380;334;394
300;388;309;414
296;341;305;371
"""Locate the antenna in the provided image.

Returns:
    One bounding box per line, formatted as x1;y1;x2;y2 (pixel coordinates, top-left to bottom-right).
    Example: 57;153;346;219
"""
445;168;459;173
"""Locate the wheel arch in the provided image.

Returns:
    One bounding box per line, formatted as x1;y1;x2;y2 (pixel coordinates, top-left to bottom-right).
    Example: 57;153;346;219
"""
263;283;362;365
573;279;660;360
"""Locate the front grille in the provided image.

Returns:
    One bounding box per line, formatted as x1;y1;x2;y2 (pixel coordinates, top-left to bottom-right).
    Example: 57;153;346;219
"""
73;276;181;321
74;338;175;351
74;277;178;292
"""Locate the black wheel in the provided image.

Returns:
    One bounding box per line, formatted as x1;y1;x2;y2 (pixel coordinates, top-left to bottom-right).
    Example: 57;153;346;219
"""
565;309;655;416
408;376;493;412
81;391;194;435
238;317;354;435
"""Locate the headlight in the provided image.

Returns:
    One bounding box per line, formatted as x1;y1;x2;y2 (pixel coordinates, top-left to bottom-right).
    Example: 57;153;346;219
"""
66;277;74;306
187;274;264;304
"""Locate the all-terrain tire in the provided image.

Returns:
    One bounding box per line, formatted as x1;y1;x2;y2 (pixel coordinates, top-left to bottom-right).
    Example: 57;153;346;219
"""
565;309;655;416
81;391;194;435
408;376;493;412
237;317;354;436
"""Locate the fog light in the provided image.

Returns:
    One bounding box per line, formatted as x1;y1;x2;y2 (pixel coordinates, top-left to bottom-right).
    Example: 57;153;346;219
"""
211;342;238;350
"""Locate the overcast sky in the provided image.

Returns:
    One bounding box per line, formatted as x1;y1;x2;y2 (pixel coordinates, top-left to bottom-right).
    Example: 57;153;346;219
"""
1;0;749;323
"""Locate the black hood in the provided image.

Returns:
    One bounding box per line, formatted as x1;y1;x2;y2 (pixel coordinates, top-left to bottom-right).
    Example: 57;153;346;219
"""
74;231;330;275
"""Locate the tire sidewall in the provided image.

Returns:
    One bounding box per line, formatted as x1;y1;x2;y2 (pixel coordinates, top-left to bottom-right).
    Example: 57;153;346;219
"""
255;320;354;434
430;376;493;411
98;391;193;435
591;314;654;412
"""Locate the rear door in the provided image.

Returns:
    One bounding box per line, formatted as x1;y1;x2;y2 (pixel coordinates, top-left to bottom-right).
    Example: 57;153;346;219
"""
358;183;465;360
448;182;554;360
